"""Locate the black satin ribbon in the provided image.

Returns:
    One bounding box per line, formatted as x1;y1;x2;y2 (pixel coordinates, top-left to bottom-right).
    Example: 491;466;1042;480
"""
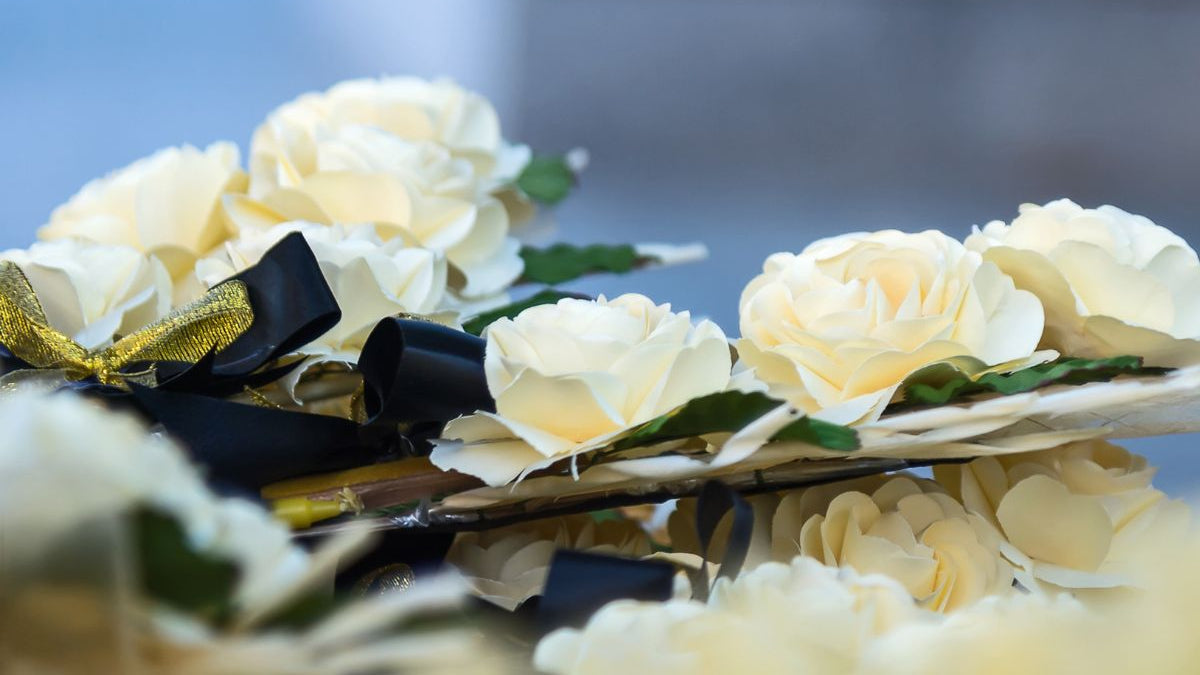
535;550;675;634
522;484;751;633
691;479;753;600
150;232;341;394
131;317;493;489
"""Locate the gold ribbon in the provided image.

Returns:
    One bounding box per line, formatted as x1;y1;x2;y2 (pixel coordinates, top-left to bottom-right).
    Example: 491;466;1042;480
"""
0;261;255;387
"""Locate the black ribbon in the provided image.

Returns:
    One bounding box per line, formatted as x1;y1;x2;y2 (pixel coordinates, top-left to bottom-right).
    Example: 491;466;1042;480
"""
150;232;342;395
131;317;493;490
535;550;675;633
691;480;754;600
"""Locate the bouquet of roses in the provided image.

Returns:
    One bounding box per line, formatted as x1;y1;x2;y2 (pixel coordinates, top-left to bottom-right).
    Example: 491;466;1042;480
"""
5;76;1200;674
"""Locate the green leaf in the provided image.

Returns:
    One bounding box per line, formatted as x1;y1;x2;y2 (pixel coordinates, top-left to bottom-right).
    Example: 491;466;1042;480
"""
516;155;575;205
612;390;858;452
462;289;590;336
133;509;238;622
900;355;1166;407
520;243;643;285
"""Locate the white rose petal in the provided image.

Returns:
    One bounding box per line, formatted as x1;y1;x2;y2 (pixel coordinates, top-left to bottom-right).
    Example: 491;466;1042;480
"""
243;77;530;300
966;198;1200;366
1;239;172;350
433;293;732;486
38;142;246;279
738;230;1044;425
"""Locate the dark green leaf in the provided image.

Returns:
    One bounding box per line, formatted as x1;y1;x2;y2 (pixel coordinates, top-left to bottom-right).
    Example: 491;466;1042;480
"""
516;155;576;205
462;289;590;336
133;509;238;622
612;390;858;452
520;243;644;285
900;356;1166;407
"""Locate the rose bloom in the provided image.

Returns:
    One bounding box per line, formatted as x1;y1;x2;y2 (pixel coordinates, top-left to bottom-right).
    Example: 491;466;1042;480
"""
737;230;1044;425
241;77;530;299
966;199;1200;366
38;142;246;278
934;440;1191;593
445;514;651;611
1;239;172;350
778;476;1013;612
196;221;446;361
432;293;732;486
0;390;308;611
535;557;919;675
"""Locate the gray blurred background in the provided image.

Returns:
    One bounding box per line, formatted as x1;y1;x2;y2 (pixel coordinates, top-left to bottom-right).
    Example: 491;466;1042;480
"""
2;0;1198;491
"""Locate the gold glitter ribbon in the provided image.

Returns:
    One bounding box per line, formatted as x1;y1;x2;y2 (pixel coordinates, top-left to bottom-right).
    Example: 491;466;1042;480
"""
0;261;254;386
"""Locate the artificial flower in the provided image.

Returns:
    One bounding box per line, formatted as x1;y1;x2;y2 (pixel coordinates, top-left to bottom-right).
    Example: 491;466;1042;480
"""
37;142;246;278
0;389;307;610
0;239;172;350
194;221;447;389
445;514;651;610
239;77;529;299
431;293;732;486
781;476;1013;612
933;439;1191;593
737;230;1045;425
534;556;920;675
966;199;1200;366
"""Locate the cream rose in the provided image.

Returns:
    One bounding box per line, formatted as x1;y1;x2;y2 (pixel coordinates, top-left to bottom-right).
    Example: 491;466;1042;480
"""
38;142;246;278
934;440;1191;593
195;221;446;376
445;514;651;610
241;77;528;299
432;293;732;486
1;240;172;351
0;390;308;611
737;230;1045;425
966;199;1200;366
777;476;1013;612
535;556;919;675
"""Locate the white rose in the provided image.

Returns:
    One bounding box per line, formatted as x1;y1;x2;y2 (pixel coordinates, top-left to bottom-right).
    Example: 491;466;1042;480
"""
778;476;1013;613
432;293;732;486
737;230;1045;425
966;199;1200;366
535;557;919;675
445;514;651;611
195;222;446;374
934;440;1191;593
0;390;308;611
241;77;528;299
1;239;172;351
38;142;246;278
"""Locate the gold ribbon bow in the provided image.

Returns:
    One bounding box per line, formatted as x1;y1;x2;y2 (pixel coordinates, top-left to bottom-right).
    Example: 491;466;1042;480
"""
0;261;255;387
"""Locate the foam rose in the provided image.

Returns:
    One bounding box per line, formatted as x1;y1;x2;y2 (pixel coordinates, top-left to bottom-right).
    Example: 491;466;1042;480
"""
934;440;1191;593
966;198;1200;366
38;142;246;278
432;293;732;486
1;239;172;351
737;230;1044;425
240;77;529;299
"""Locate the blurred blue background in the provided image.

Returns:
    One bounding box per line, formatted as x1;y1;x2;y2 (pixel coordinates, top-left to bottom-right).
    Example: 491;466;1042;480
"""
3;0;1198;491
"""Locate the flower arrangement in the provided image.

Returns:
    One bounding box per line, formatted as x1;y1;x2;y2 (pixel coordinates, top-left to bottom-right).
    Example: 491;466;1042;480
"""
6;77;1200;674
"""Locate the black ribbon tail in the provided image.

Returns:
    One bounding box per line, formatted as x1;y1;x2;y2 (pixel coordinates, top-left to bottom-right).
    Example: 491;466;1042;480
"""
129;385;376;490
693;479;754;601
535;550;675;634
